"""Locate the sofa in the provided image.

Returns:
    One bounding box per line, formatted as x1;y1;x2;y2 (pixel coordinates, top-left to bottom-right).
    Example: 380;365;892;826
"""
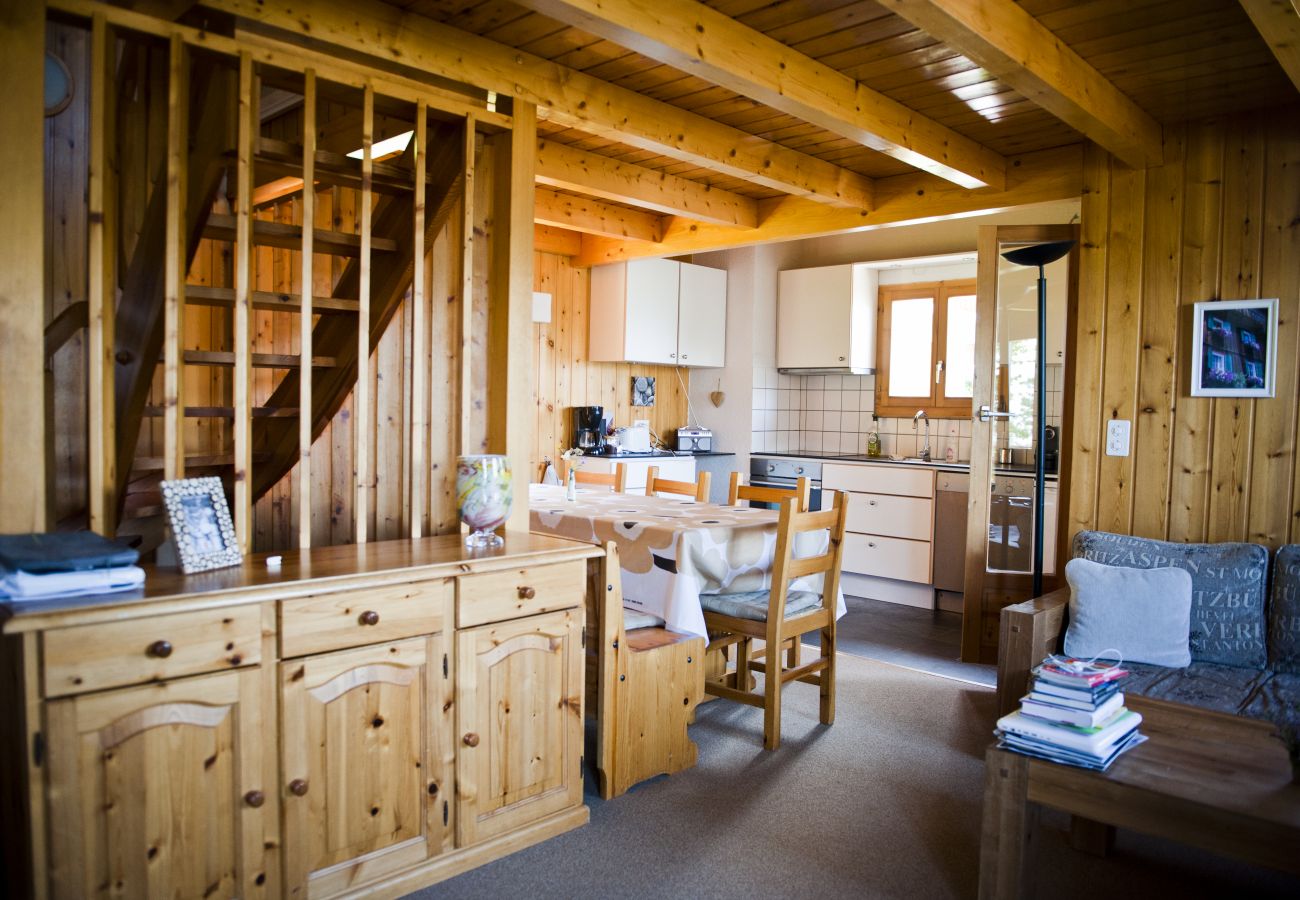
997;532;1300;744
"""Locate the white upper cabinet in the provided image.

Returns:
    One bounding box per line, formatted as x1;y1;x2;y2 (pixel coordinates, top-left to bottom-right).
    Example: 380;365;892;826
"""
589;259;727;367
777;264;877;372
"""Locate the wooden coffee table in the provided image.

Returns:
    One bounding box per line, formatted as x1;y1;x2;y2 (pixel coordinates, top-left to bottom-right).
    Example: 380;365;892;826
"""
979;696;1300;899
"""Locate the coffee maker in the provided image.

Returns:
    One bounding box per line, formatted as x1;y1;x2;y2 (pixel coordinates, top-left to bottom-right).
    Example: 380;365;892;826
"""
571;406;605;453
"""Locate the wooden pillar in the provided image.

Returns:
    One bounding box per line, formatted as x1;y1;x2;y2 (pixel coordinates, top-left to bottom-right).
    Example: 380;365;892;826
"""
459;115;476;458
410;100;428;539
487;101;536;532
163;35;189;483
298;69;316;550
355;83;374;544
0;0;46;533
233;53;257;554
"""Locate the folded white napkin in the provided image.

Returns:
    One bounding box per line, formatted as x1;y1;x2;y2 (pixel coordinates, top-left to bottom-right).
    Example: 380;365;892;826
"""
0;565;146;600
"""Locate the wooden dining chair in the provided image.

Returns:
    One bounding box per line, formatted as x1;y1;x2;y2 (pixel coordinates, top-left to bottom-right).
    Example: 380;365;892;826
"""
728;472;812;512
645;466;711;502
700;490;848;750
561;459;628;492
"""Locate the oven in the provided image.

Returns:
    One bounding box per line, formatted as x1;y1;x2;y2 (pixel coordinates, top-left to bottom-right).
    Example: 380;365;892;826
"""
748;456;823;510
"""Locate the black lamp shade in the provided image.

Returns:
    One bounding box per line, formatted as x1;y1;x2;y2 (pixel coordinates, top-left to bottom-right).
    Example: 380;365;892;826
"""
1001;239;1075;268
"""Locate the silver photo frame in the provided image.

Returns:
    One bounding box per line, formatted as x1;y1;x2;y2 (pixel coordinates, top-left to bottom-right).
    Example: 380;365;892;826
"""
1189;299;1279;398
160;476;243;574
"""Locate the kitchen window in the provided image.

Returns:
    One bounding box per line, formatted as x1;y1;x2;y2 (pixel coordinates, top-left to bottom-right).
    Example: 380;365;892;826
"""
875;279;976;418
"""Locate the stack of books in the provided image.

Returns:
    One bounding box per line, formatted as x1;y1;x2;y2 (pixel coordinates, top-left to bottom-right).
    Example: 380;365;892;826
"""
995;656;1146;771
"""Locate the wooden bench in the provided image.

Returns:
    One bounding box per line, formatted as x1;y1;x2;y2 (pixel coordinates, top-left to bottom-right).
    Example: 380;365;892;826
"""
586;543;704;798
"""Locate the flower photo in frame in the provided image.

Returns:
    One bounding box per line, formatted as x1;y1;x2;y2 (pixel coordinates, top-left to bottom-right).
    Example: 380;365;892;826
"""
160;476;242;574
1190;299;1279;398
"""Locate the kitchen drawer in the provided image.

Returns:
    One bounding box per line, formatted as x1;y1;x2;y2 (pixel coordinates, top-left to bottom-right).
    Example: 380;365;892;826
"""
458;560;585;628
823;463;934;499
842;533;932;584
280;580;449;657
845;492;933;541
936;471;969;492
43;604;262;698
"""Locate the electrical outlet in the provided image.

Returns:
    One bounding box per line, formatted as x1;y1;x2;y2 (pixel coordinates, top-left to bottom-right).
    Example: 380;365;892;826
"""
1105;419;1131;457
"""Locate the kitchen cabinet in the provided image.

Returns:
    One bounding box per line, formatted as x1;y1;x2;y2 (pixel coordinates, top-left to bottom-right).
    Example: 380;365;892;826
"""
9;534;600;900
777;264;877;373
579;455;695;494
456;608;584;845
589;258;727;367
45;668;269;899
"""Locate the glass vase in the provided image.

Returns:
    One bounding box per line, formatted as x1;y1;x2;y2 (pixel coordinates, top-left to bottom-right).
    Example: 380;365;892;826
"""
456;455;512;549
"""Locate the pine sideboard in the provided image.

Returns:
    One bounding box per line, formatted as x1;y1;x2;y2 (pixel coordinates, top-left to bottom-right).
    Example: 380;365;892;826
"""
0;532;602;899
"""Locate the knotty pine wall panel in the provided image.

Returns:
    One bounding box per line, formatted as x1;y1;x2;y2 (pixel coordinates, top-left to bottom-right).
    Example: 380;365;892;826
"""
531;251;689;473
1067;109;1300;549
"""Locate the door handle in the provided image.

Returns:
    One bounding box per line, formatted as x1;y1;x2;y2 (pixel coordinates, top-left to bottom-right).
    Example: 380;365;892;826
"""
978;405;1013;422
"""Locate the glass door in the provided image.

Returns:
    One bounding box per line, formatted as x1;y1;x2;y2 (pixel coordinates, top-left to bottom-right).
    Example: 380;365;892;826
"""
960;225;1078;664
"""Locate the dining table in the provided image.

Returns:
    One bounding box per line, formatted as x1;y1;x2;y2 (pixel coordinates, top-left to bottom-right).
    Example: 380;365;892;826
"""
528;482;846;640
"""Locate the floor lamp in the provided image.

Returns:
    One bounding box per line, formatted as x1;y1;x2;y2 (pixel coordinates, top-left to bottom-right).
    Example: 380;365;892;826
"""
1000;239;1075;598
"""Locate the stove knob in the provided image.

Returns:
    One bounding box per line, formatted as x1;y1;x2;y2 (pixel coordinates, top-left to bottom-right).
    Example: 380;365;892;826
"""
768;463;776;474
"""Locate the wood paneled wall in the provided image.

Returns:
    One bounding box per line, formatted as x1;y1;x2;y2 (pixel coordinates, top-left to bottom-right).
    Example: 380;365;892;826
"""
532;251;689;471
1067;109;1300;549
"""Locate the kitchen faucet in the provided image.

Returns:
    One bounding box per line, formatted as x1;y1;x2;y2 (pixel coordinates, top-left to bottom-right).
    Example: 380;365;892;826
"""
913;410;931;461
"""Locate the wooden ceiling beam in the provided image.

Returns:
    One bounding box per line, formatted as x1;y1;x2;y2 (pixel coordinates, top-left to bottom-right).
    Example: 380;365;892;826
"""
201;0;877;209
534;186;665;242
537;138;758;227
882;0;1164;169
534;224;582;256
575;144;1082;266
515;0;1005;190
1239;0;1300;93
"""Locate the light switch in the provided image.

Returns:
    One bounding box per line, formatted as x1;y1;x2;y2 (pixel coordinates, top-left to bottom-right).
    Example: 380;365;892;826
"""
1105;419;1131;457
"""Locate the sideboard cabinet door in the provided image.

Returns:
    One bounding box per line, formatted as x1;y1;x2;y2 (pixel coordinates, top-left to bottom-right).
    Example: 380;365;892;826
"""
456;608;584;845
280;636;450;898
44;668;268;899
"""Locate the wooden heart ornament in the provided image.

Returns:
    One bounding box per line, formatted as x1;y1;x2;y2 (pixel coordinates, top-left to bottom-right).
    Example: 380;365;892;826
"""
709;390;725;407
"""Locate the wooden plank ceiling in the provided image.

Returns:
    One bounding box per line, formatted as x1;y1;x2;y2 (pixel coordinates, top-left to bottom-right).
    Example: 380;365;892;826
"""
356;0;1295;257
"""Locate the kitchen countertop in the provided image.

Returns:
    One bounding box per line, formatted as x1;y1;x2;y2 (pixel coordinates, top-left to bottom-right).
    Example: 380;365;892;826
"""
588;450;735;458
753;451;1059;481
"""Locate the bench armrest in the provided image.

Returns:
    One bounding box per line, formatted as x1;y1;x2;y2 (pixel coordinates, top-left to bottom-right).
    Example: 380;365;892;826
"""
996;587;1070;717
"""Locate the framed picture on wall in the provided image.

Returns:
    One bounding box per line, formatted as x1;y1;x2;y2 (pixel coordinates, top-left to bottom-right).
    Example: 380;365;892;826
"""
1189;299;1278;398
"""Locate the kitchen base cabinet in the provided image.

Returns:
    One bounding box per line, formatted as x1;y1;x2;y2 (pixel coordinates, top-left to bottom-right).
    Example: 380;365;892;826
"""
280;636;451;898
456;609;584;846
44;668;269;899
3;534;601;900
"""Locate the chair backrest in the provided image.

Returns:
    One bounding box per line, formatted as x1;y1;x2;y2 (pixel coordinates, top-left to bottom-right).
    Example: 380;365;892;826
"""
727;472;812;512
562;459;627;492
645;466;711;502
765;490;848;624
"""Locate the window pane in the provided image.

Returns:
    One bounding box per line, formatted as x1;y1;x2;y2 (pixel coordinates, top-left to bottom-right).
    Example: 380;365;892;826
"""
1007;337;1037;449
888;297;934;397
944;294;976;398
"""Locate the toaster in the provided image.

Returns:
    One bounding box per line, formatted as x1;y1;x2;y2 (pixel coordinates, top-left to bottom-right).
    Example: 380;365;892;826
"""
675;426;713;452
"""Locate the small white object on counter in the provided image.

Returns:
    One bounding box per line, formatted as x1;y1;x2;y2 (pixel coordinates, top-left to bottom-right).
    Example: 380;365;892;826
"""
266;555;282;570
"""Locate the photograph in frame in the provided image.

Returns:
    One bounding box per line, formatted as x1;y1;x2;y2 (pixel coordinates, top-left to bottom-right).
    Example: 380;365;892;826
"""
160;476;243;574
1189;299;1279;398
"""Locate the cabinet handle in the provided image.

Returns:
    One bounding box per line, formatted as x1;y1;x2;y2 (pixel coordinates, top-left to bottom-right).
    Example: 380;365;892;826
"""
146;640;173;659
868;542;877;549
517;586;536;600
838;356;846;362
463;733;480;748
358;610;380;626
681;354;688;359
244;790;265;808
868;500;877;506
669;353;676;358
288;779;309;797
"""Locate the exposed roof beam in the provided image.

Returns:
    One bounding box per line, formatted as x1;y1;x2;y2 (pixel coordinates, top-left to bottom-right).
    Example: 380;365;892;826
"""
202;0;877;209
1239;0;1300;93
882;0;1163;169
534;186;664;242
576;145;1082;266
537;139;758;228
535;224;582;256
516;0;1005;190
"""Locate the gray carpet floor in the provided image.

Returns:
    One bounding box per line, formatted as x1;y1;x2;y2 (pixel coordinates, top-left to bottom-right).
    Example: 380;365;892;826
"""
411;653;1300;900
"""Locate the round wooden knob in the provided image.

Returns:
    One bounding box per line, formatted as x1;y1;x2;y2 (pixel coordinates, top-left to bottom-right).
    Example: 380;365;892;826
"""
244;790;265;808
462;733;480;748
517;586;536;600
358;610;380;626
288;779;309;797
146;640;173;659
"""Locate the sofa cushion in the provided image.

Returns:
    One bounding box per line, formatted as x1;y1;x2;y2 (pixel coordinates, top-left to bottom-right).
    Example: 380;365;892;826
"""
1124;662;1272;716
1270;546;1300;675
1118;662;1175;697
1241;671;1300;737
1072;531;1268;669
1063;557;1192;667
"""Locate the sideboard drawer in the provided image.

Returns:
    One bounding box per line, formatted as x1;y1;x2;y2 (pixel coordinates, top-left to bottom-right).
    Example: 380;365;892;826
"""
42;604;262;698
823;463;935;498
842;533;933;584
458;560;586;628
844;492;933;541
280;580;449;657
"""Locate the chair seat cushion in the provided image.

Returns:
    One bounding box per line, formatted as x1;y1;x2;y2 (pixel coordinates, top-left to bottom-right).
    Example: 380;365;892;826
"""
1124;661;1272;716
700;589;822;622
623;607;665;630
